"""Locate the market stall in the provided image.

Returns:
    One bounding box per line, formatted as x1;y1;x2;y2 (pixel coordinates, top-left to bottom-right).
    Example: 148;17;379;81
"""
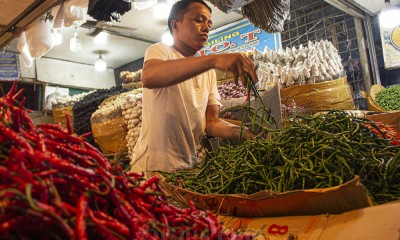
1;0;400;239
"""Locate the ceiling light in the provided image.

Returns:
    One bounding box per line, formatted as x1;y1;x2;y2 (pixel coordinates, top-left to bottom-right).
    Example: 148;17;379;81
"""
162;30;173;46
95;51;107;71
153;0;172;19
52;28;63;46
70;31;82;52
379;0;400;29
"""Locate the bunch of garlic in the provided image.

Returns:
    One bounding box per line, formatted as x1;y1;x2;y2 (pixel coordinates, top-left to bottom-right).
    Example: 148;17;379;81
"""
120;69;142;84
122;91;143;159
52;91;95;109
253;39;345;89
91;91;136;124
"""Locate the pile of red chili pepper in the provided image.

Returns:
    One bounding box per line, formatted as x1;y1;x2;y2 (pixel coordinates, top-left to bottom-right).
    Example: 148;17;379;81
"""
0;82;253;240
362;122;400;146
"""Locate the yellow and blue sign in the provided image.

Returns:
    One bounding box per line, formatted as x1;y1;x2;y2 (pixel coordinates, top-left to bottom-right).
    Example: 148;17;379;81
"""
381;24;400;69
391;25;400;51
198;19;281;56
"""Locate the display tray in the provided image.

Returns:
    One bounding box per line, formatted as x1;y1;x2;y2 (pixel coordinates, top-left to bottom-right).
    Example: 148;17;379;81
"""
218;200;400;240
366;111;400;132
159;176;372;218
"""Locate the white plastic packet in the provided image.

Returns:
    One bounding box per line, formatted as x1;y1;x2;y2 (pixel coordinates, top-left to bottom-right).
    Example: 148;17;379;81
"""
64;0;88;27
17;32;33;68
25;19;54;58
52;2;65;28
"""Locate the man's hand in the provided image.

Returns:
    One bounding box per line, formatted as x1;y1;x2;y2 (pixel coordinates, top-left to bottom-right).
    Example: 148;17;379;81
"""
241;126;269;141
212;53;258;86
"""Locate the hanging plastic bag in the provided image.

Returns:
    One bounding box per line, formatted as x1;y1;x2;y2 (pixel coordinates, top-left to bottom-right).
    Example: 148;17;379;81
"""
51;0;88;28
67;0;89;8
17;32;33;68
25;18;54;58
52;2;65;28
45;86;61;111
64;5;87;27
64;0;88;27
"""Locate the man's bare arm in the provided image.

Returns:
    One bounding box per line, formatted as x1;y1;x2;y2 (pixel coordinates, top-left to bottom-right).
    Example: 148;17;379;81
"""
141;53;258;89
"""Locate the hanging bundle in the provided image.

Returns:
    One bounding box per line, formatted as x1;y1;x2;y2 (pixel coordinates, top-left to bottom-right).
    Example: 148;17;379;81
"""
88;0;131;22
206;0;256;13
241;0;290;33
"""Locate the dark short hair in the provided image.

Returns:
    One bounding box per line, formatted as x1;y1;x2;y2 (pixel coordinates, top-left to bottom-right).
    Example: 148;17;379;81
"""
167;0;212;34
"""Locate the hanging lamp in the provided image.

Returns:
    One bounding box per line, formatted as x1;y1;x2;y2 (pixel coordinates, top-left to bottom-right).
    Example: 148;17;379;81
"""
95;51;107;71
379;0;400;29
70;29;82;52
52;28;63;46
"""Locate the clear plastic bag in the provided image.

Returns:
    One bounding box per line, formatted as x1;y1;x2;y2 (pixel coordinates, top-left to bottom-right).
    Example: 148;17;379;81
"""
64;0;88;27
51;0;88;28
17;32;33;68
25;19;54;58
52;2;65;28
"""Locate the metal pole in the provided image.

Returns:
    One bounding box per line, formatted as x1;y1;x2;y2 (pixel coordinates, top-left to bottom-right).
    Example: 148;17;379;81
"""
363;15;381;85
354;18;372;93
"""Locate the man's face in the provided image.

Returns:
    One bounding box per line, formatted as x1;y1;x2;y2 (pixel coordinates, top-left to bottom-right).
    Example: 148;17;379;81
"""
173;2;212;52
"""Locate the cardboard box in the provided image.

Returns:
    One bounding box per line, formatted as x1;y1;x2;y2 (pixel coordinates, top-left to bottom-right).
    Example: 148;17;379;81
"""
160;176;372;218
219;201;400;240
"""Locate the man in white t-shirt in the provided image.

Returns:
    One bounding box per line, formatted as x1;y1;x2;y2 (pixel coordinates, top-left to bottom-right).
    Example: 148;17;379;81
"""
130;0;259;173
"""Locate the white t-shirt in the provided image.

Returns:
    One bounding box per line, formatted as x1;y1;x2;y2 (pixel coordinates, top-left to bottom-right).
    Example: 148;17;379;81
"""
130;43;221;172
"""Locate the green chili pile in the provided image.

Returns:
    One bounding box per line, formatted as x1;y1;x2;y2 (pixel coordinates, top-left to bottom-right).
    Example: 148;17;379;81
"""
0;82;254;240
375;84;400;111
160;111;400;204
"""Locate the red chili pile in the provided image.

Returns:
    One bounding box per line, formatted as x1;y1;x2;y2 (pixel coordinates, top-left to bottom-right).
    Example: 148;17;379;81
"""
0;82;253;240
363;122;400;146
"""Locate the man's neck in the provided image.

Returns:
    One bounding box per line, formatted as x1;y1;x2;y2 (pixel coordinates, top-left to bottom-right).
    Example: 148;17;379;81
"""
172;43;198;57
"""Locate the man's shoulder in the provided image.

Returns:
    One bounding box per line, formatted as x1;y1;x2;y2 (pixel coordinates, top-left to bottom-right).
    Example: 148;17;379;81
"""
148;42;171;51
145;43;174;61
